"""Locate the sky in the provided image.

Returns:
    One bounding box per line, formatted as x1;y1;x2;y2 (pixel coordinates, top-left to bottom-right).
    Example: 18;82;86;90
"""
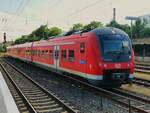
0;0;150;42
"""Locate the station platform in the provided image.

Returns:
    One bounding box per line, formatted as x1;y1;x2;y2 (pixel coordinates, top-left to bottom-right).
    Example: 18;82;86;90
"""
0;72;19;113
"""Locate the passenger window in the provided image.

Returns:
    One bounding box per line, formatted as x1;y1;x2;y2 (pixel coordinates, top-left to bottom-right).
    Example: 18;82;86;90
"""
49;50;53;59
80;42;85;53
45;50;48;59
38;50;41;57
33;50;35;56
36;50;38;56
62;50;66;61
68;50;74;62
42;50;44;58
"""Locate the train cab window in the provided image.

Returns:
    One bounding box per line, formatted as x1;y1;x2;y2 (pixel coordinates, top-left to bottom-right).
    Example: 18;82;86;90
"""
68;50;74;62
62;50;66;61
49;50;53;59
80;42;85;53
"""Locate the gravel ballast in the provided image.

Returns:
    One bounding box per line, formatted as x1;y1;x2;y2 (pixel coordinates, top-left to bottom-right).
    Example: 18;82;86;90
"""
4;57;132;113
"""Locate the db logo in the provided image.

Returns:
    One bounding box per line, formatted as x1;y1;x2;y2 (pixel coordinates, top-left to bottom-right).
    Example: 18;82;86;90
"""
115;64;121;69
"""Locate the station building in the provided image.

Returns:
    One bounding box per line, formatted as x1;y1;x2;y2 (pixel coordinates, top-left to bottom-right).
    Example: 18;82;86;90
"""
133;38;150;62
139;14;150;27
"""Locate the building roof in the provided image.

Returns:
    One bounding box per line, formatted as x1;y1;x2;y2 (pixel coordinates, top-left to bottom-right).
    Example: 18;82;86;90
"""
133;38;150;45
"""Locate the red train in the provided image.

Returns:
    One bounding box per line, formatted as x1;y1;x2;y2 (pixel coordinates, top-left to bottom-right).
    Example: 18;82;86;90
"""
7;27;134;87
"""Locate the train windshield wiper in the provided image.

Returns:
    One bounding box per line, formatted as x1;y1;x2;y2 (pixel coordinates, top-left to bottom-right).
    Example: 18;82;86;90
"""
105;50;122;55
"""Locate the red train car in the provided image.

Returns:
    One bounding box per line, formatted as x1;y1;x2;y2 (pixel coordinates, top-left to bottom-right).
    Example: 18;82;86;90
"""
7;27;134;87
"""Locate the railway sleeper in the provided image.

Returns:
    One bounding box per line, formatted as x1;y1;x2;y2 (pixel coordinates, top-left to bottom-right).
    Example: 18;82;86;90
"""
28;95;49;100
22;90;43;93
37;107;63;113
32;100;55;105
29;98;52;102
34;104;59;110
27;93;46;97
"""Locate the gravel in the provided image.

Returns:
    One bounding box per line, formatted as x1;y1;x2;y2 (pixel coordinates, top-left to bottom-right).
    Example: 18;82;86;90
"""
5;57;130;113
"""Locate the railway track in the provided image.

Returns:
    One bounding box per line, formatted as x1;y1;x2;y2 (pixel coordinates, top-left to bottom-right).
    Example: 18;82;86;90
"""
133;77;150;87
135;63;150;73
3;57;150;113
110;88;150;104
0;59;78;113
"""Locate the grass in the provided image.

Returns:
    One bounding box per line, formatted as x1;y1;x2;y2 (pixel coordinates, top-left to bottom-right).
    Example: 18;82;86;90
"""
134;72;150;80
0;52;6;57
121;84;150;96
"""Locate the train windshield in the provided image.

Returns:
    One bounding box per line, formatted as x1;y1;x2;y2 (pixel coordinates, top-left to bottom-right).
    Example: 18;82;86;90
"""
99;35;132;62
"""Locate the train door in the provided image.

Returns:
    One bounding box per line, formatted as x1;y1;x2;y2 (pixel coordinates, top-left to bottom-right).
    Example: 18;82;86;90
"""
80;42;86;75
54;46;59;71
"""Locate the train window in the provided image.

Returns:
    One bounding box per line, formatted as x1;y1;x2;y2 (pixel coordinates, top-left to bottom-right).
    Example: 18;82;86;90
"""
49;50;53;59
42;50;44;58
68;50;74;62
62;50;66;61
38;50;40;57
27;50;29;55
35;50;38;56
36;50;38;57
34;50;36;56
32;50;34;56
26;50;29;56
45;50;48;59
80;42;85;53
26;50;27;55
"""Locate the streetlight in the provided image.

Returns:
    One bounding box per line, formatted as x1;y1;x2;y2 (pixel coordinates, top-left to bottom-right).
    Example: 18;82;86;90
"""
125;16;138;39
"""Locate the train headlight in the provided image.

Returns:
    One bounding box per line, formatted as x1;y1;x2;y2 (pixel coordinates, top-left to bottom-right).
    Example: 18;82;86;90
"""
104;64;107;68
127;63;130;67
129;55;131;59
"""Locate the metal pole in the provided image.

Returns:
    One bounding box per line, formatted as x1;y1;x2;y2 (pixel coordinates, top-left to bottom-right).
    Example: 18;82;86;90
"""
128;99;131;113
100;96;103;110
143;43;145;60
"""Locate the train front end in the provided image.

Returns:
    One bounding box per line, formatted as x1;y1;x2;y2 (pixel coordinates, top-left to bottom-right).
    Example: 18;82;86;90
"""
91;28;134;86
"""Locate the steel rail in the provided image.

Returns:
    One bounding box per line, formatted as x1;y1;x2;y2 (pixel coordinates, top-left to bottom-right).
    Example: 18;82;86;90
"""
4;58;150;113
1;59;78;113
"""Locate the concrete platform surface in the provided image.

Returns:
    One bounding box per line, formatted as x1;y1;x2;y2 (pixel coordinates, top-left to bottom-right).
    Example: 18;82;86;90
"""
0;72;20;113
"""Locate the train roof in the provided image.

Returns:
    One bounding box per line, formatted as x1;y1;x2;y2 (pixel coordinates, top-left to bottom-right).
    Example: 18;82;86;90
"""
8;27;129;49
91;27;128;36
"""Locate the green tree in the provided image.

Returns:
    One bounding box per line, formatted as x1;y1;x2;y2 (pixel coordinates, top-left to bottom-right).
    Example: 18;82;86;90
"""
31;25;50;39
144;27;150;37
14;35;28;44
14;25;63;44
106;20;131;37
70;23;83;31
106;20;120;28
0;44;6;52
83;21;103;31
132;19;147;38
48;27;62;37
